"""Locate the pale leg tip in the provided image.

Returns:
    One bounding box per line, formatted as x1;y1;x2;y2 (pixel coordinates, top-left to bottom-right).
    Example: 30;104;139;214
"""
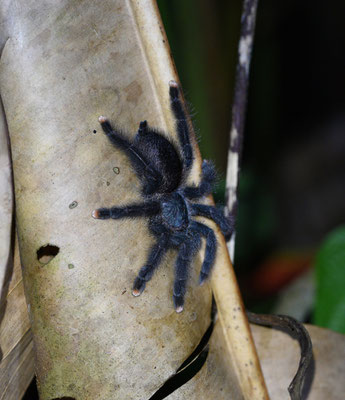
169;80;178;88
175;305;184;313
98;115;107;123
92;210;100;219
132;289;141;297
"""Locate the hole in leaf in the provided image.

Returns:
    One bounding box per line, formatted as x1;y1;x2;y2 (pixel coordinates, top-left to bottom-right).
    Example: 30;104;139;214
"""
51;398;76;400
37;244;60;265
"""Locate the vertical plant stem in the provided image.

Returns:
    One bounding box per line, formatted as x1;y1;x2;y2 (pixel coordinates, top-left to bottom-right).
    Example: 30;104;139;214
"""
225;0;259;261
225;3;314;399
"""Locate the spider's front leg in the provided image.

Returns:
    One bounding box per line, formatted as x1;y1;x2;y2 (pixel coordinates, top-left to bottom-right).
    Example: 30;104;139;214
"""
132;233;170;296
190;221;217;284
173;238;200;313
92;201;160;219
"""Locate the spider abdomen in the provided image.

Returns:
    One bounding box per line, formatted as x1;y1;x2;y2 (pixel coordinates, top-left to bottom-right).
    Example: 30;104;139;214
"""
161;193;189;231
134;130;183;193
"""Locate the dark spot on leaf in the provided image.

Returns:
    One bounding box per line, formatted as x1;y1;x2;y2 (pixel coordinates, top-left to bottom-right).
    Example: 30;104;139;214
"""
69;201;78;209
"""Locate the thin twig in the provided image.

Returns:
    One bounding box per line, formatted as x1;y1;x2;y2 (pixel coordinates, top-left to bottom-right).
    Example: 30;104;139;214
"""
225;0;259;261
225;1;313;399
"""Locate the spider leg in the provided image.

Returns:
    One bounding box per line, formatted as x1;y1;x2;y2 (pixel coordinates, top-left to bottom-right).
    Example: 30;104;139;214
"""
98;116;132;150
190;204;234;241
173;239;196;313
169;81;193;171
92;201;160;219
190;221;217;285
132;234;170;296
98;116;163;193
183;160;217;199
136;120;148;136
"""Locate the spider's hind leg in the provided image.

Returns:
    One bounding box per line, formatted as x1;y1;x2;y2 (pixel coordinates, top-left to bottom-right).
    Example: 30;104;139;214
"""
191;203;234;241
98;116;163;194
183;160;217;199
169;80;193;171
98;116;130;151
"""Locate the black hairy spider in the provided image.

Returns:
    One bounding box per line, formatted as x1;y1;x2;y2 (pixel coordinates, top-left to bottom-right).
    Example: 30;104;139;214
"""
92;81;233;312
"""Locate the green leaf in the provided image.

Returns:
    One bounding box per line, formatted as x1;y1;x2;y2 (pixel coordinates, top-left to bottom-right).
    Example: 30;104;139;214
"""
314;225;345;334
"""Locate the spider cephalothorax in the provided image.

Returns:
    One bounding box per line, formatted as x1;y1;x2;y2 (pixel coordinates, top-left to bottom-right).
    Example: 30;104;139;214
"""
92;81;233;312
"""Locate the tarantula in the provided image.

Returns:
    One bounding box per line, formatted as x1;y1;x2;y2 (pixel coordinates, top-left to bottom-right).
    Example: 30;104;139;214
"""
92;81;233;312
